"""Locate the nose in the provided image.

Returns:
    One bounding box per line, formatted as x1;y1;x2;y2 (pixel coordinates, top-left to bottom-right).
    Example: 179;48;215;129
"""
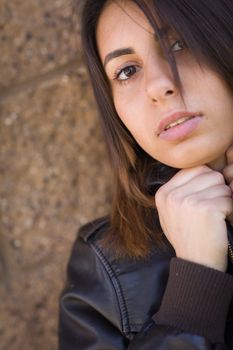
145;57;177;103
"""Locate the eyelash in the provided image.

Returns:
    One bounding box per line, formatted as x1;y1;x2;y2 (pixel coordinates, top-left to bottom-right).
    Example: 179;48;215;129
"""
113;39;186;84
113;65;140;84
169;39;187;53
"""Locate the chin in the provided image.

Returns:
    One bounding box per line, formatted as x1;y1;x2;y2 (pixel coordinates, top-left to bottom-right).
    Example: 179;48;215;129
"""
159;157;209;169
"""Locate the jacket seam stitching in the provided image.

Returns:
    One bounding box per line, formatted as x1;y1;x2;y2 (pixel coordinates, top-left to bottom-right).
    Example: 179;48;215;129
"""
79;216;109;241
88;240;132;335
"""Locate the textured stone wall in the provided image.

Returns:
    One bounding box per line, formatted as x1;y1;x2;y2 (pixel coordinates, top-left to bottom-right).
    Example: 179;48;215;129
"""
0;1;111;349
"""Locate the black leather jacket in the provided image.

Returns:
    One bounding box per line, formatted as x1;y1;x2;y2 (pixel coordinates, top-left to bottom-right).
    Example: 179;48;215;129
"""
59;217;233;349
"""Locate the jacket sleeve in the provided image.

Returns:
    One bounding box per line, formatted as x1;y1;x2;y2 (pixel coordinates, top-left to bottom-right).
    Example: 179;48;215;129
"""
128;258;233;350
59;233;233;349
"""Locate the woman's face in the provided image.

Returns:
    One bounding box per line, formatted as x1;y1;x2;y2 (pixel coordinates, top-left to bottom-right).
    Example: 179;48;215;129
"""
97;1;233;170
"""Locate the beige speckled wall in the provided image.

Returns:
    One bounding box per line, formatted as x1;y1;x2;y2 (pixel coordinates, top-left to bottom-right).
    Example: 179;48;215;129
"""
0;1;111;349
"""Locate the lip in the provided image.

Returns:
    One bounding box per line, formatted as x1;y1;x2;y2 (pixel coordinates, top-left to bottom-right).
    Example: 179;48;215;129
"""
157;110;203;136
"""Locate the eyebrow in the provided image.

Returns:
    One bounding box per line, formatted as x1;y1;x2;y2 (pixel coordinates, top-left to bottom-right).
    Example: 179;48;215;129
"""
103;47;135;68
102;27;174;68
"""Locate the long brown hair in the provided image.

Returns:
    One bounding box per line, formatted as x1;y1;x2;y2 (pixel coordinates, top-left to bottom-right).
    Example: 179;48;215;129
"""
78;0;233;259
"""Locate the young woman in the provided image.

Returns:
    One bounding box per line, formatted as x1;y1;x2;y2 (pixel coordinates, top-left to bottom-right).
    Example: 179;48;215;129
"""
59;0;233;348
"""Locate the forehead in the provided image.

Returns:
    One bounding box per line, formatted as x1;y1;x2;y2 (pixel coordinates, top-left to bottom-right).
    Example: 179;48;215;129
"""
96;1;154;58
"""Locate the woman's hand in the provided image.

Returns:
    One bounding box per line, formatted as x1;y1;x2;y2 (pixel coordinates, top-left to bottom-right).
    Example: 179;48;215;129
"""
155;165;233;272
223;145;233;226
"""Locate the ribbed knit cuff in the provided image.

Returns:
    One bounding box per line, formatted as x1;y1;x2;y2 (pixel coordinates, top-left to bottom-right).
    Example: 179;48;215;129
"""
153;257;233;343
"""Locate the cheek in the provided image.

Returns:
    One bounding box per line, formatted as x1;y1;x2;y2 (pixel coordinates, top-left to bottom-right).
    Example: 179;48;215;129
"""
114;93;156;153
115;101;147;148
114;87;147;128
114;94;137;131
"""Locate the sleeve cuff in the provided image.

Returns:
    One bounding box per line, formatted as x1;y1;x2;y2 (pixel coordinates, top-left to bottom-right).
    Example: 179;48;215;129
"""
153;257;233;343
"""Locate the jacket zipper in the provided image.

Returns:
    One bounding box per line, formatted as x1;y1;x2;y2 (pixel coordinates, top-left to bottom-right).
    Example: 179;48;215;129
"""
228;244;233;263
227;221;233;264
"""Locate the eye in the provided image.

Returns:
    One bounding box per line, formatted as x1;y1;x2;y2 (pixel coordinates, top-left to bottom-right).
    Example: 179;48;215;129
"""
114;65;138;81
170;39;186;52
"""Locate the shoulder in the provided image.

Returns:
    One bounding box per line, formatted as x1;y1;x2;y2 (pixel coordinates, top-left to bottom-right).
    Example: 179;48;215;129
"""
64;216;174;335
67;216;111;275
62;216;127;333
66;216;111;283
78;216;110;242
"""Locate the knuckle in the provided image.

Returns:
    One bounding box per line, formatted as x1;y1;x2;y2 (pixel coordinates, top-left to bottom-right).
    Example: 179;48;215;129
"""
200;165;210;171
225;185;233;196
213;171;225;184
155;187;164;205
184;194;198;207
167;190;182;204
197;165;211;173
198;199;213;213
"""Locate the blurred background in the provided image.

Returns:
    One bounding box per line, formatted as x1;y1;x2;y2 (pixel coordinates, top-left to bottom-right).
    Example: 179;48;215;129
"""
0;0;111;349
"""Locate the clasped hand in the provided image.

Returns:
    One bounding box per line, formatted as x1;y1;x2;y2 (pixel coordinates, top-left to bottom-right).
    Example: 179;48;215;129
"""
155;145;233;272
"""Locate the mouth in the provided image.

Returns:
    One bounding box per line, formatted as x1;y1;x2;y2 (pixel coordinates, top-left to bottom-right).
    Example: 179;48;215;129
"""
157;111;203;141
164;115;197;130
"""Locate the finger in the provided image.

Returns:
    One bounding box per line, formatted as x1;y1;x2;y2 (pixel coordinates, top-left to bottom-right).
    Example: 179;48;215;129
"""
165;171;227;200
206;197;233;217
163;165;212;189
223;163;233;185
192;184;232;200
